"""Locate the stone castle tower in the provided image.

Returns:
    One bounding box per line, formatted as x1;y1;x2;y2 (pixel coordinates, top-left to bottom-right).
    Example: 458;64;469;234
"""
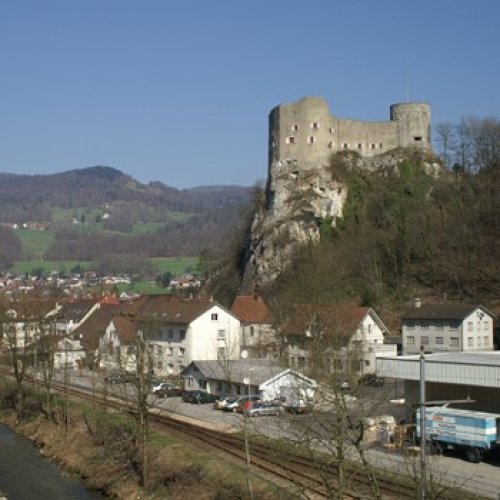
267;97;431;208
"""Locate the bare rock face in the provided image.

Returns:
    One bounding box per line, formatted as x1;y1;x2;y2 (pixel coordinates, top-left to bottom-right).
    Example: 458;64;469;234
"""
243;149;442;288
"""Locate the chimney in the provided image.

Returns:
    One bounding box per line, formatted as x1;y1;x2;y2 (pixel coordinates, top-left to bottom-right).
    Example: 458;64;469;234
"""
414;298;421;308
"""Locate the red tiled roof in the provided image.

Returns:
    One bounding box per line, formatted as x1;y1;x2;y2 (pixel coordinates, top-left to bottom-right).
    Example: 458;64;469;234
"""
281;304;372;339
100;295;120;305
231;295;273;324
121;295;215;325
112;316;137;343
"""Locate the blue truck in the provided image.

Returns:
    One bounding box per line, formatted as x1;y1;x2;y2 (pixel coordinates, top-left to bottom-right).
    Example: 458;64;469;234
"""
416;406;500;463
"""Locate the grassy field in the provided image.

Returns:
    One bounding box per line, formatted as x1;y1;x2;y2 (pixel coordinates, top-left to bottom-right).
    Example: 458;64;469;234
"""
12;256;198;277
151;256;198;274
16;230;56;259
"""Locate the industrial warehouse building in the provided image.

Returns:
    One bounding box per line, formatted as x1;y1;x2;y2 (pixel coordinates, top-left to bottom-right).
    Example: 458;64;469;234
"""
376;351;500;414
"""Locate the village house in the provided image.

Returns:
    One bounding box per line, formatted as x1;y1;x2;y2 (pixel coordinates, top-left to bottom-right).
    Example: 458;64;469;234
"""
281;304;396;378
401;301;495;355
231;293;278;360
96;295;241;377
182;359;317;405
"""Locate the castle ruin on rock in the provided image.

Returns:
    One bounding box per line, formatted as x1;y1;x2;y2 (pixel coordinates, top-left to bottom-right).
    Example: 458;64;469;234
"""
243;96;435;288
267;96;431;213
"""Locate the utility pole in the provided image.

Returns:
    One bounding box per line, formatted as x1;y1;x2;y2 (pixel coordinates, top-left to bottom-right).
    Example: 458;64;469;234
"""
419;346;427;499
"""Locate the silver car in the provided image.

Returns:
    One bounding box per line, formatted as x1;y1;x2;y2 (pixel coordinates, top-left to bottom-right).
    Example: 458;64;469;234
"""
245;401;284;417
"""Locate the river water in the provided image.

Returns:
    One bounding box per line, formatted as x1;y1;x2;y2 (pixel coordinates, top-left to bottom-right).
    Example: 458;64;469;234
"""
0;425;103;499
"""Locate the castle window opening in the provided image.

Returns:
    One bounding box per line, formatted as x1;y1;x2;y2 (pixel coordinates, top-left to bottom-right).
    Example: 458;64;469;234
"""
292;124;299;131
379;142;383;149
343;143;349;149
370;143;376;149
328;141;333;148
329;127;334;134
286;136;296;145
311;122;320;130
414;136;422;142
308;136;316;144
357;143;362;149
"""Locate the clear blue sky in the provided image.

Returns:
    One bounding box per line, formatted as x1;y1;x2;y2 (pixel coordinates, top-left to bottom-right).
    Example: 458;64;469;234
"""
1;1;499;188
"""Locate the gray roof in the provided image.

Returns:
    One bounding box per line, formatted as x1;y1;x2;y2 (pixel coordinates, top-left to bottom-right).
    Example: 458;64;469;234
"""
185;359;284;385
402;304;494;321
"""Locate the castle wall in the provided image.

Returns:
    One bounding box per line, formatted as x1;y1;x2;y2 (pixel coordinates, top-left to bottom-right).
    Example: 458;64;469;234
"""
268;96;431;177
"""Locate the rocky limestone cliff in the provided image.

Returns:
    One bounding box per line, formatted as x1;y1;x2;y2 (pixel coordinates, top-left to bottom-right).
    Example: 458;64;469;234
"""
242;148;442;289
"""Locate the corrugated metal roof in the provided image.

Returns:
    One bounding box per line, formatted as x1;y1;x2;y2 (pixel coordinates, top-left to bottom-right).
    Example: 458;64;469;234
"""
376;351;500;388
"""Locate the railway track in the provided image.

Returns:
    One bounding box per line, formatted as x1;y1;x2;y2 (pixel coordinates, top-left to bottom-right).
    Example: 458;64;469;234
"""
45;378;417;498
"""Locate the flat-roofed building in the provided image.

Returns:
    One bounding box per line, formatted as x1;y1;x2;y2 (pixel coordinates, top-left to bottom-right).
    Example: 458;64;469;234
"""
377;351;500;414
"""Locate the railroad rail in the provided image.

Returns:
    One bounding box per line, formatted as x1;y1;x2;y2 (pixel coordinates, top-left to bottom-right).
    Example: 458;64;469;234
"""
1;371;423;498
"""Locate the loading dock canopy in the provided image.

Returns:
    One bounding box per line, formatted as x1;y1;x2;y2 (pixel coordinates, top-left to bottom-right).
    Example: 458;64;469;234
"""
376;352;500;389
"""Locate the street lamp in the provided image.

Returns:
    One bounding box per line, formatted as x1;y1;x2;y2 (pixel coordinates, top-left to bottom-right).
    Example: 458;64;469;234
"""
240;350;254;500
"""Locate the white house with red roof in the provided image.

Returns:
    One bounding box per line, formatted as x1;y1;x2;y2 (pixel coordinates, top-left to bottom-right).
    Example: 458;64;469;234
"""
231;293;278;359
282;304;396;376
97;295;241;377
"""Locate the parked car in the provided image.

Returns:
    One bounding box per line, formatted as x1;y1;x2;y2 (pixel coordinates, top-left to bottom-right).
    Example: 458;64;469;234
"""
245;400;284;417
182;390;218;404
358;374;385;387
230;395;261;413
338;380;351;391
105;372;137;384
152;382;183;397
213;396;238;410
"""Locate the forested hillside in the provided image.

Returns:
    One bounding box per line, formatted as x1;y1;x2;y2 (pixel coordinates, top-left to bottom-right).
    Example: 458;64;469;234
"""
209;117;500;318
0;166;253;268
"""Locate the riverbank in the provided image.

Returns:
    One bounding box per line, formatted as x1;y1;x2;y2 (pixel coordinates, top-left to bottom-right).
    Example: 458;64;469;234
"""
0;379;283;499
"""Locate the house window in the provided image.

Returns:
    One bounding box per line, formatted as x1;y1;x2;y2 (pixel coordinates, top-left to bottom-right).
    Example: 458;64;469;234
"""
450;337;459;347
218;347;226;359
484;336;489;346
421;336;429;345
420;321;429;330
435;322;443;331
406;321;415;330
249;326;254;337
364;360;370;367
450;321;459;330
297;356;306;368
167;347;173;356
217;329;226;339
156;361;163;370
167;363;174;373
477;337;482;347
178;347;185;357
157;346;163;355
286;136;296;144
406;336;415;345
168;329;173;339
483;321;489;330
467;337;473;346
435;337;443;345
467;321;473;332
179;329;186;340
308;136;315;144
311;122;319;130
199;379;207;389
